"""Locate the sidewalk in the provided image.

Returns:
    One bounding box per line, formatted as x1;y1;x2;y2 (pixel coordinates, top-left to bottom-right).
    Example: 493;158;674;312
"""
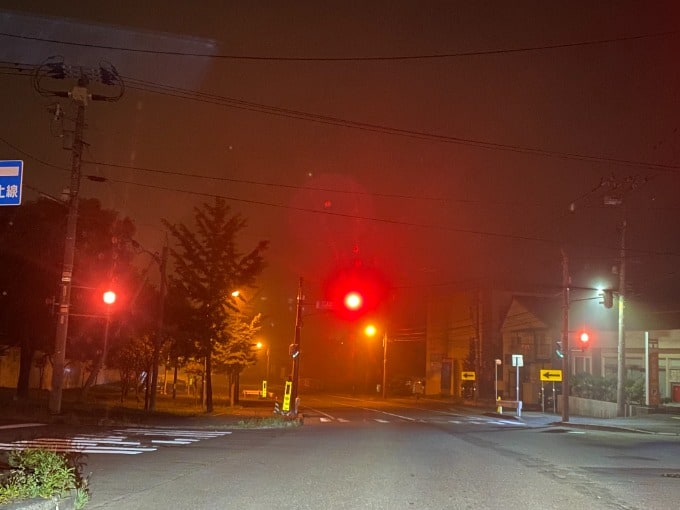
489;409;680;436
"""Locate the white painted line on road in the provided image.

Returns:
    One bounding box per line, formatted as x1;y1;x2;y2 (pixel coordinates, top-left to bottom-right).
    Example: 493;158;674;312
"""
0;423;46;430
337;418;350;423
449;420;462;424
73;436;141;446
320;418;332;422
374;419;389;423
151;439;195;445
0;440;155;455
117;428;231;438
362;407;416;422
300;406;337;421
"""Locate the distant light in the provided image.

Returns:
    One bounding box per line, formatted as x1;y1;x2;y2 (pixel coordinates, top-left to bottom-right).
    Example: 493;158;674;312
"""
364;324;377;337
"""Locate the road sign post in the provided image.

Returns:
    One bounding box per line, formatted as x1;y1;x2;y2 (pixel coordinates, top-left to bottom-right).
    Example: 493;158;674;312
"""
0;160;23;206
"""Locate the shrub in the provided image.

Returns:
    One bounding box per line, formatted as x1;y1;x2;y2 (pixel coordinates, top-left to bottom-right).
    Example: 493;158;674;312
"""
0;449;89;508
570;373;641;404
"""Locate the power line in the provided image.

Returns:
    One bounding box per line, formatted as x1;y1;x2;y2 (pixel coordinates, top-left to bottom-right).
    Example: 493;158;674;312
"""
123;77;680;174
2;134;679;259
3;60;679;174
0;29;678;61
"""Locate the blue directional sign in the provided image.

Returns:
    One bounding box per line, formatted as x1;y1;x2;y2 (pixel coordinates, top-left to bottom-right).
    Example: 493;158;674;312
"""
0;160;23;206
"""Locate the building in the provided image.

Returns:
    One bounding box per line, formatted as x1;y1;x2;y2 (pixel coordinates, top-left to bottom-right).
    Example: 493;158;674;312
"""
499;295;680;405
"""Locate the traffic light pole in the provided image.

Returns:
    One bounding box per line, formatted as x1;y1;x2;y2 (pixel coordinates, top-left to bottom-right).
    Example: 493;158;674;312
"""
290;277;303;413
616;218;627;417
561;250;570;423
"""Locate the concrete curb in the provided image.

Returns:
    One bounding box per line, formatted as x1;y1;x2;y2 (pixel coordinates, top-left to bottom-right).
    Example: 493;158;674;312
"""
0;491;76;510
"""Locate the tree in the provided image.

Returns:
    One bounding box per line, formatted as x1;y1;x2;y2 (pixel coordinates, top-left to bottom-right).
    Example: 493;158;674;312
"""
213;312;262;405
0;198;63;398
0;197;138;398
163;198;267;412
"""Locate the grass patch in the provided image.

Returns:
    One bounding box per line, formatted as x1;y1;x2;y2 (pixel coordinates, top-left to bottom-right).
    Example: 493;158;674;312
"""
236;416;302;429
0;386;280;426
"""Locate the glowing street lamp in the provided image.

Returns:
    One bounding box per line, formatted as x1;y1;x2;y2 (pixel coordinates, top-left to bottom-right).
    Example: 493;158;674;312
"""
364;323;388;399
256;341;271;382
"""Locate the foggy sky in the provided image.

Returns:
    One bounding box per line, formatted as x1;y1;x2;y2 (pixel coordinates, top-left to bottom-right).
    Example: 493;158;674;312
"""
1;1;679;345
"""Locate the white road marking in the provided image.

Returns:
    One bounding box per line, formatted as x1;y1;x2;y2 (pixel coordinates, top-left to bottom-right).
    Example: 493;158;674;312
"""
0;428;231;455
0;423;46;430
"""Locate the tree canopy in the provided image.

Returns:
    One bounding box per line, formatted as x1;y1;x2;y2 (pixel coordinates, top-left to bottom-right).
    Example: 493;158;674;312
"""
163;197;268;412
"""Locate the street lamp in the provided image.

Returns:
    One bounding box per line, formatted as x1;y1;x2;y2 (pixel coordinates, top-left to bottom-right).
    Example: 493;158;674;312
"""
364;324;388;399
256;341;271;382
494;358;502;401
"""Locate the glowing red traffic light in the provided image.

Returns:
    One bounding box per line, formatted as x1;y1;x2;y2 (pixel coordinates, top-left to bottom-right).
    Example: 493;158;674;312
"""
102;290;117;305
344;291;363;311
578;330;591;349
323;261;390;320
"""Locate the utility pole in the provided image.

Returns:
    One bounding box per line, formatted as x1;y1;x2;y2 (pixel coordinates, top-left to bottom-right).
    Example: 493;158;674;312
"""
149;244;168;412
36;58;123;414
616;218;627;417
49;83;86;415
561;249;570;423
290;277;303;412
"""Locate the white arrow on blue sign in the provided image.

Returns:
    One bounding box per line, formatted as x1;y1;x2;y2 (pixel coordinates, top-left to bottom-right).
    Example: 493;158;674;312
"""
0;160;23;206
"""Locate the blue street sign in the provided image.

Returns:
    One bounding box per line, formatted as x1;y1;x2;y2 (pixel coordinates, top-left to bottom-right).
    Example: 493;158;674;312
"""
0;160;23;206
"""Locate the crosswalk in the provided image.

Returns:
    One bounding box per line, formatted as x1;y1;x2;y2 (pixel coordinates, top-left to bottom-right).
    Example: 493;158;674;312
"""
0;427;231;455
315;415;525;427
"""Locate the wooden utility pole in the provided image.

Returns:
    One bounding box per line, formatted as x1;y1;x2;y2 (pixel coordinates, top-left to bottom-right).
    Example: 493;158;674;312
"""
49;84;86;415
149;244;168;412
290;277;303;412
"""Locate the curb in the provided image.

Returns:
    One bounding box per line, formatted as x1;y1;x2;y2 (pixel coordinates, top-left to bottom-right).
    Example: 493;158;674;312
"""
0;491;76;510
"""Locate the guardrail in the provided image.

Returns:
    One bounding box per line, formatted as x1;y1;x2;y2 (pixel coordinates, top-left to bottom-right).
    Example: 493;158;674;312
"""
496;399;523;417
242;389;275;398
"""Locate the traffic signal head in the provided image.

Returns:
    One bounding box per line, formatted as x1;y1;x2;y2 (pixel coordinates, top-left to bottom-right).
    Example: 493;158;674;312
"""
289;343;300;358
323;262;389;320
102;290;117;305
603;290;614;309
555;341;564;359
578;331;591;350
344;291;363;311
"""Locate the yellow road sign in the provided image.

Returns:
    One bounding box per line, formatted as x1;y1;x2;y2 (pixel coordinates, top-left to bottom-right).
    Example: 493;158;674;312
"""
282;380;292;411
540;369;562;382
461;371;476;381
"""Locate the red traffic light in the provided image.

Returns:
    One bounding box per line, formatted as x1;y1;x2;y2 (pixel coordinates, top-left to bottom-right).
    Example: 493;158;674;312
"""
578;330;591;349
102;290;117;305
323;261;389;320
344;291;363;311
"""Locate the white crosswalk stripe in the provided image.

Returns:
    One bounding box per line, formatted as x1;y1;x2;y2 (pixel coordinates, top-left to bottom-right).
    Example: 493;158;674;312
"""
0;428;231;455
311;415;525;427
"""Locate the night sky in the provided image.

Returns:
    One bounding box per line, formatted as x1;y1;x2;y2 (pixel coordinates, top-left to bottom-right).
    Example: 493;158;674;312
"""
1;2;679;370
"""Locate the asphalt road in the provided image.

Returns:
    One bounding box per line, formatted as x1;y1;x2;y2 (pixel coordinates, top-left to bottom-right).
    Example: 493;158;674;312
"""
3;396;679;509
